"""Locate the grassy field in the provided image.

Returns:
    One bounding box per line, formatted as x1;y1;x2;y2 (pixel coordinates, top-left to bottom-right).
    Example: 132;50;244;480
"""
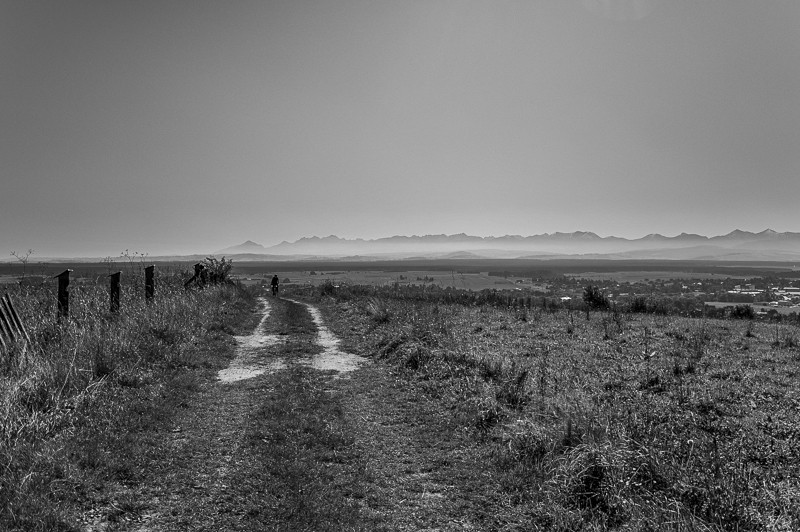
3;257;798;291
235;269;539;291
228;258;800;278
704;301;800;316
304;284;800;530
3;260;799;530
563;271;747;282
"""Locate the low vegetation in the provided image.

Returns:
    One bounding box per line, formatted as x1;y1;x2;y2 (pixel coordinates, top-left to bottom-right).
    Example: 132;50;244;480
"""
0;271;257;530
235;363;367;531
305;283;800;531
4;264;798;530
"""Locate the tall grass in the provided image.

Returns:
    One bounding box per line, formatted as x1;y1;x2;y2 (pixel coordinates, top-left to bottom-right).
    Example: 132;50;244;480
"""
0;271;256;529
316;286;800;531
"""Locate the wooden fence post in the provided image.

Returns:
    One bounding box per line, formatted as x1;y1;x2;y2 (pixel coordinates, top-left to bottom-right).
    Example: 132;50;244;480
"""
55;269;72;320
199;263;207;285
109;271;121;313
184;263;206;289
145;265;155;301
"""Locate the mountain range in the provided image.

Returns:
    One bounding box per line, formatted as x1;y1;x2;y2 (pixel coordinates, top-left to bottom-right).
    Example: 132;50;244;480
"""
213;230;800;262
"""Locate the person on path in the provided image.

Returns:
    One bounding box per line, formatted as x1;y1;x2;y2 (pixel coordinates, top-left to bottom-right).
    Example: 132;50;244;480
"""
270;275;279;296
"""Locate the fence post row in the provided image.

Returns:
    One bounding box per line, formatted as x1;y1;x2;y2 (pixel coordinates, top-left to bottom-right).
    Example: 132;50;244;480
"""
108;271;122;313
52;266;156;321
55;269;72;321
0;293;30;353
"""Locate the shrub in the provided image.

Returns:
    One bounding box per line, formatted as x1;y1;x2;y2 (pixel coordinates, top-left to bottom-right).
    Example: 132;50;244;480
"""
202;256;233;284
319;280;336;297
630;296;648;314
583;285;609;311
731;304;755;320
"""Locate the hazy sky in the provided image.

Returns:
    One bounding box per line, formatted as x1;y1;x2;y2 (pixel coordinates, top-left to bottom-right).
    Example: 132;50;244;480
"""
2;0;799;256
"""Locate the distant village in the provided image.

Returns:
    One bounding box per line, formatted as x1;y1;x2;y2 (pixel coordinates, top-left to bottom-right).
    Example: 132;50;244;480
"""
542;275;800;320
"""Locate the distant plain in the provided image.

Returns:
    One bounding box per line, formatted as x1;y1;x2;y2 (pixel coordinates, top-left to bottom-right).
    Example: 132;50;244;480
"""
2;259;799;288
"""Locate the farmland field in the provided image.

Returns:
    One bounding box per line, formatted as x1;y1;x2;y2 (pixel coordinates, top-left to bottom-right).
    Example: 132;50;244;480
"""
235;269;539;291
2;258;799;286
705;301;800;316
227;258;800;280
563;271;749;282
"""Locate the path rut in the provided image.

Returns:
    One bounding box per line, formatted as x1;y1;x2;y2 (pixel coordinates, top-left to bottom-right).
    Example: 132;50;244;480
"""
287;298;365;375
217;297;284;383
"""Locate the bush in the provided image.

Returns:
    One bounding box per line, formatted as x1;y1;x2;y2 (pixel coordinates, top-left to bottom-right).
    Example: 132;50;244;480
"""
319;280;336;297
202;256;233;284
731;304;755;320
630;296;648;314
583;285;609;311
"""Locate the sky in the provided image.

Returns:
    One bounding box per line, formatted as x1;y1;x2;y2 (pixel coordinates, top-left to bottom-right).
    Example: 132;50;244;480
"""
1;0;799;257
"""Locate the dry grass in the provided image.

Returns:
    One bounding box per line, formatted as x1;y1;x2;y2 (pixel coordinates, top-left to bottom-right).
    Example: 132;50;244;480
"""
315;286;800;531
0;273;257;530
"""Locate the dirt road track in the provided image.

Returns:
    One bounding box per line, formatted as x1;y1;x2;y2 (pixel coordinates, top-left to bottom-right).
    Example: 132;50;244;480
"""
91;296;498;531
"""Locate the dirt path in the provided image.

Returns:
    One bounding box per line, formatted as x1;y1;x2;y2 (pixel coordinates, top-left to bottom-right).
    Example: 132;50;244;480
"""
217;297;285;383
99;296;499;531
118;298;283;531
286;298;365;374
332;364;500;531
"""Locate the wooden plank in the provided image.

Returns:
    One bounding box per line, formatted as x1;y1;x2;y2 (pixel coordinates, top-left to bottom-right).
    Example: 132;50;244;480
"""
0;318;7;350
3;294;29;344
0;301;15;343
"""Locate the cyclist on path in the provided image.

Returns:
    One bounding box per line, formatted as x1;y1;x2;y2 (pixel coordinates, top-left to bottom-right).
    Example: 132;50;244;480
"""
270;275;279;296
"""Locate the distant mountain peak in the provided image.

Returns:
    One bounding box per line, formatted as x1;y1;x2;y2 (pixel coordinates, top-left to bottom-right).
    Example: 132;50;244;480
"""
297;235;344;242
723;229;756;238
549;231;600;239
214;240;266;254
